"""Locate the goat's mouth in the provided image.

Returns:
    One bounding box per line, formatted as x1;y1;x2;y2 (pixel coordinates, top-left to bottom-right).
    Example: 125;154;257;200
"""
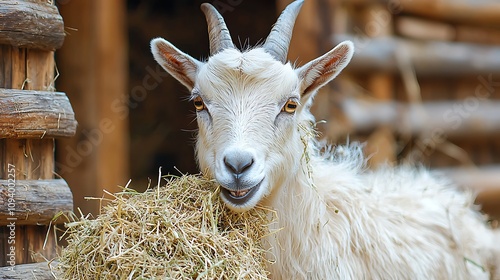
220;180;263;205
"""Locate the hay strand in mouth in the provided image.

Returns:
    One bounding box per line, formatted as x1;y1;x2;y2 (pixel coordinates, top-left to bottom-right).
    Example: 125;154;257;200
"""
56;174;273;279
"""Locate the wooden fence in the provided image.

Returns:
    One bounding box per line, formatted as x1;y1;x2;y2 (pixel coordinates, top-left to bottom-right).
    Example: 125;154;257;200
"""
0;0;76;278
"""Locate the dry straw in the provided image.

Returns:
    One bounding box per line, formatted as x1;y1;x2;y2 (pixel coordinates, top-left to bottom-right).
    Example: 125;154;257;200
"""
56;174;274;279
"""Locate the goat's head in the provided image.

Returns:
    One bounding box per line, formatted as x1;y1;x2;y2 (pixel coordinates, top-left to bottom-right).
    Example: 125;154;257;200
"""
151;0;353;212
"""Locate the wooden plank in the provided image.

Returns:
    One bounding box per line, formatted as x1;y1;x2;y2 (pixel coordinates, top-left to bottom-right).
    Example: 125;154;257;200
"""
334;34;500;76
437;165;500;192
396;16;455;41
0;179;72;225
456;25;500;45
0;89;77;138
0;261;57;279
25;49;55;91
0;139;55;180
56;0;129;216
341;99;500;137
0;0;65;50
344;0;500;27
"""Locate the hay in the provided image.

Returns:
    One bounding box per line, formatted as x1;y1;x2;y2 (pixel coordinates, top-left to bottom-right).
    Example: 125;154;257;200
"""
56;174;274;279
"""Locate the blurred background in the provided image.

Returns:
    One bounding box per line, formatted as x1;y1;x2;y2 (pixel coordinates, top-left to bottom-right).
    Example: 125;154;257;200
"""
54;0;500;221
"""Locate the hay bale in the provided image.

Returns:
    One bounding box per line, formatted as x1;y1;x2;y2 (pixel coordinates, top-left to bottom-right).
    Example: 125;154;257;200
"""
56;175;273;279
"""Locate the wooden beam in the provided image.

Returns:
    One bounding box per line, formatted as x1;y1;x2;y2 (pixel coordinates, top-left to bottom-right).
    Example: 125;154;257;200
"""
341;99;500;137
334;34;500;76
436;166;500;192
0;90;77;138
344;0;500;27
0;179;72;225
0;1;65;50
0;261;57;279
395;16;455;41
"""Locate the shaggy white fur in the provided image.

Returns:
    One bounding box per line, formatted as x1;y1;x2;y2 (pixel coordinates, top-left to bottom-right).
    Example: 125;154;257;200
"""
150;1;500;279
264;139;500;279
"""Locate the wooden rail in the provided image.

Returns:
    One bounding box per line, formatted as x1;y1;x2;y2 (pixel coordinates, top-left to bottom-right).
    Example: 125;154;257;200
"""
0;1;65;50
0;179;72;225
343;0;500;27
333;34;500;76
0;261;57;279
340;99;500;137
0;90;77;138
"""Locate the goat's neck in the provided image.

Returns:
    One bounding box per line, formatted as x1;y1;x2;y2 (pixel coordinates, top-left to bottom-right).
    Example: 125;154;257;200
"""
262;118;323;217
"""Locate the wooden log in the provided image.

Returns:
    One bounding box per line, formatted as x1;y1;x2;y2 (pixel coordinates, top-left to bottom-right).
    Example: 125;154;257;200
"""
437;165;500;192
334;34;500;76
0;0;65;50
344;0;500;27
0;89;77;139
0;179;72;225
396;16;455;41
341;99;500;137
456;25;500;45
0;261;57;279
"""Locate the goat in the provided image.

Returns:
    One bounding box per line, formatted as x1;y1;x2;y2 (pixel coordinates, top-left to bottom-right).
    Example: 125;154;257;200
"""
151;1;500;279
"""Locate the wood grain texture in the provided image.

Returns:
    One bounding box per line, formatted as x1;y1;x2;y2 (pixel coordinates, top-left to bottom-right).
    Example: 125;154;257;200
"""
0;261;57;279
0;89;77;138
334;34;500;76
344;0;500;27
341;99;500;137
0;3;67;264
0;0;65;50
0;179;72;225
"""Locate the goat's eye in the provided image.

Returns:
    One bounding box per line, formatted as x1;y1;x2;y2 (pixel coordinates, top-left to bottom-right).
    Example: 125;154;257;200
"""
282;99;298;114
193;96;205;111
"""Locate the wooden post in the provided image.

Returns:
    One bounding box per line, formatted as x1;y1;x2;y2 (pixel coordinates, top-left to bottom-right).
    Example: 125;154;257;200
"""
56;0;129;216
359;4;396;167
0;0;75;271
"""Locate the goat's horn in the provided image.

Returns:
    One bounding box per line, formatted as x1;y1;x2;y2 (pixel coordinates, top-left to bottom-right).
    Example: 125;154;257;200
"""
263;0;304;63
201;3;234;55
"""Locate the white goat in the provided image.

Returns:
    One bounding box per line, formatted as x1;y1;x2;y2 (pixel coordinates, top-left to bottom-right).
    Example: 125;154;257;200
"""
151;1;500;279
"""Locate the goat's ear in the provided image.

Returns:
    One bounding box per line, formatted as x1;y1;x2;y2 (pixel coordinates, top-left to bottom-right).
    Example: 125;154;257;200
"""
296;41;354;98
151;38;203;90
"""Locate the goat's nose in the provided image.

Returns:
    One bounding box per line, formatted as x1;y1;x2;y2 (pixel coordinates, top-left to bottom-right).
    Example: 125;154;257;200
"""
224;151;254;175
